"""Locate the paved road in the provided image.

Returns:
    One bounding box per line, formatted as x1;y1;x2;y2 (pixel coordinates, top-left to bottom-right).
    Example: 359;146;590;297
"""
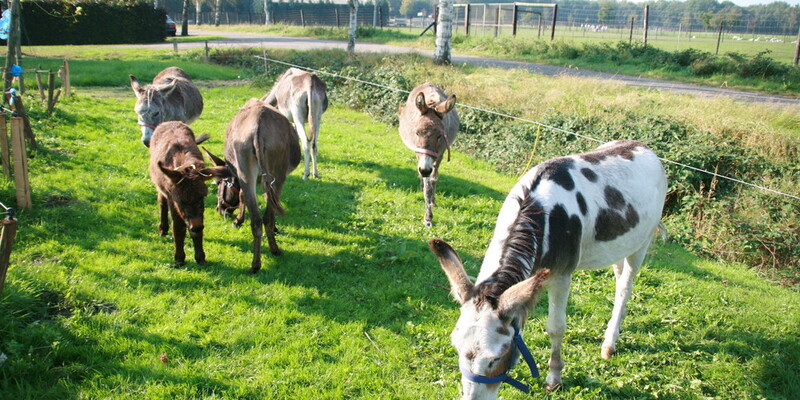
151;30;800;108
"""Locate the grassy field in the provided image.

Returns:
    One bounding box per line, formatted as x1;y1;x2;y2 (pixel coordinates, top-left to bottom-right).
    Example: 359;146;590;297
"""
0;52;798;399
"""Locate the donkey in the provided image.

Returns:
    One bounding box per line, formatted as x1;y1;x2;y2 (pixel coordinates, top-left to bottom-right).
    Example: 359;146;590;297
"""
430;140;667;399
131;66;204;148
261;67;328;180
148;121;231;266
398;83;459;226
204;99;301;274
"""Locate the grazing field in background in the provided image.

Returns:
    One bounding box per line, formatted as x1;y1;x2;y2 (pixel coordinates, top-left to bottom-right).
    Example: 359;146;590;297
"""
0;57;798;398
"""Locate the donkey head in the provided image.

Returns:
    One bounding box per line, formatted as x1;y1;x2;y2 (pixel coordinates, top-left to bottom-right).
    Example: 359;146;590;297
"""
411;92;456;177
202;147;240;217
131;75;181;147
429;238;550;400
157;161;231;235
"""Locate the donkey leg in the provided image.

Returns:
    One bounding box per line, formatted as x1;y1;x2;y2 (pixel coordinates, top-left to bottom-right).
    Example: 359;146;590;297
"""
294;121;311;180
239;176;264;274
169;205;187;266
310;135;320;178
263;179;284;256
422;169;438;226
158;193;169;236
422;177;434;226
545;273;572;391
601;240;649;359
189;223;206;266
233;191;246;227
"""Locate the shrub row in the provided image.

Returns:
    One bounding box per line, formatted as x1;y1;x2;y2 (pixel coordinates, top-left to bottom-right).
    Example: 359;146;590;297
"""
18;1;166;45
212;49;799;278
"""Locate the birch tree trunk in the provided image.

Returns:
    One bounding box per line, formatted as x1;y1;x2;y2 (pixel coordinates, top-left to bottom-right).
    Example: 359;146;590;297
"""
195;0;202;25
264;0;271;25
433;0;453;65
214;0;221;26
348;0;358;53
181;0;190;35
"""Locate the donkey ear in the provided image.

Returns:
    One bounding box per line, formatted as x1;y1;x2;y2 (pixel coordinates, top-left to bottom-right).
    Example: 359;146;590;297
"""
202;147;226;167
435;94;456;115
130;75;144;98
157;79;180;96
498;269;551;317
415;92;428;113
158;161;185;184
199;165;232;181
429;238;474;304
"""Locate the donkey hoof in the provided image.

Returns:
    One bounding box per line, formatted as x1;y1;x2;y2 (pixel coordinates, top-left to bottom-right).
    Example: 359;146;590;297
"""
545;383;563;392
423;220;432;227
270;248;283;256
601;346;615;360
247;266;260;274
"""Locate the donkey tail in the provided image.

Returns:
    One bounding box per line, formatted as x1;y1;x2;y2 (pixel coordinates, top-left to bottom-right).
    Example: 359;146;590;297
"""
265;180;286;216
307;84;327;146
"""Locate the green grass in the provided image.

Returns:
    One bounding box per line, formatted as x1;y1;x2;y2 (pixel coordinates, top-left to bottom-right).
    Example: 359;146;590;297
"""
0;71;798;399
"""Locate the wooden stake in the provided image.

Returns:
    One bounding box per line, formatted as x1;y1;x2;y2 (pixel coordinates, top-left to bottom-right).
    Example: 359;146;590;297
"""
10;117;30;208
0;115;8;178
62;59;71;98
0;217;18;296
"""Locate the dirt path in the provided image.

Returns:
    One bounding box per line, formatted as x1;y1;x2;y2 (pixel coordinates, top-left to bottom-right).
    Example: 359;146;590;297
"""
151;30;800;108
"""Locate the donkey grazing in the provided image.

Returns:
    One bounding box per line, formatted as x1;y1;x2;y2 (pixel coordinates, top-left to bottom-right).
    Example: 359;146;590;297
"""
430;140;667;399
148;121;230;266
131;66;204;147
204;99;301;274
262;67;328;180
398;83;459;226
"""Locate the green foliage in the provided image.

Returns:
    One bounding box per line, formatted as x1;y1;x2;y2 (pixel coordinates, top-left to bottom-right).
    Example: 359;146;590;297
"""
21;1;167;45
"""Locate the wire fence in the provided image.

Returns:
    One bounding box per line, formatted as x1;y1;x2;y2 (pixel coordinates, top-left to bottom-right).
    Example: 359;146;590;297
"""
254;53;799;202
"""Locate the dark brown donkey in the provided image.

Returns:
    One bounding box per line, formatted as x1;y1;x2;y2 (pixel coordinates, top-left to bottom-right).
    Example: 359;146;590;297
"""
149;121;230;266
204;99;301;274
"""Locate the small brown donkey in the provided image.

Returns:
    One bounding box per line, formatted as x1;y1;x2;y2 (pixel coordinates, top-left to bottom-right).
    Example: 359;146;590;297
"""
262;67;328;180
148;121;230;266
204;99;301;274
131;66;204;148
398;83;460;226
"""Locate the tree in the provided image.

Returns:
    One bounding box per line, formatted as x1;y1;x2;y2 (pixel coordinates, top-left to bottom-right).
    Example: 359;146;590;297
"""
348;0;358;53
264;0;271;25
598;1;615;25
181;0;189;35
433;0;453;65
214;0;220;26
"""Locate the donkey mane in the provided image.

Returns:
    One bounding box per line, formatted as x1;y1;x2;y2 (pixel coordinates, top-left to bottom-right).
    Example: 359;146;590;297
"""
475;189;544;309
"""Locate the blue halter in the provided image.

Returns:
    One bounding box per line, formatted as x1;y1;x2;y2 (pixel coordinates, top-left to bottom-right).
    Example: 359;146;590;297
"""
459;321;540;393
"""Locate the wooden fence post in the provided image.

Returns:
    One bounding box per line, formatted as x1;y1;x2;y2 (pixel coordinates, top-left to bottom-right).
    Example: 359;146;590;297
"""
0;216;18;296
0;115;8;178
794;26;800;66
10;117;30;209
550;4;557;41
512;4;518;37
642;5;649;46
464;4;470;36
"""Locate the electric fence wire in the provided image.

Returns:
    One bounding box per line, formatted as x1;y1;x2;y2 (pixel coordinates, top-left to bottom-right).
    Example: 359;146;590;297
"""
257;54;800;201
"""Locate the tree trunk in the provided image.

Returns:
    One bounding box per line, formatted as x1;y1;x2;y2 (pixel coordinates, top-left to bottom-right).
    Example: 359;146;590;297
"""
214;0;221;26
433;0;453;65
181;0;190;35
195;0;202;25
4;0;20;92
348;0;358;53
264;0;271;25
